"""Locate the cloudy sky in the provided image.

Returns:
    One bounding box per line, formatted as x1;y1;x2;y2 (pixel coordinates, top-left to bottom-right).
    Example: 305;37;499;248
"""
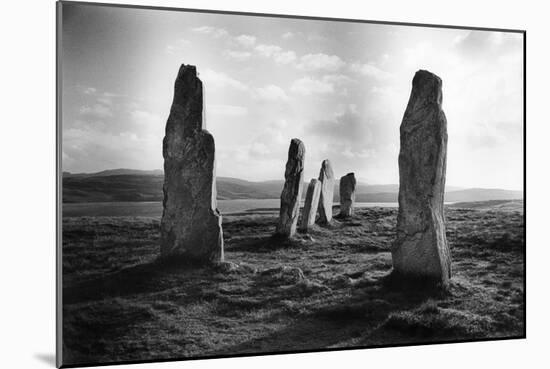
61;3;524;190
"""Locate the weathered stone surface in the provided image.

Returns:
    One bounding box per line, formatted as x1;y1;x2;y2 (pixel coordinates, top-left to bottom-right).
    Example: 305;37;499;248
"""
339;172;356;217
391;69;451;285
275;139;306;237
317;159;335;224
160;64;223;263
299;178;321;231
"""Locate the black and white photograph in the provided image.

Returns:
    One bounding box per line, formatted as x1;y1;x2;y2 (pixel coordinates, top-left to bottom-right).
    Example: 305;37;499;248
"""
57;1;525;367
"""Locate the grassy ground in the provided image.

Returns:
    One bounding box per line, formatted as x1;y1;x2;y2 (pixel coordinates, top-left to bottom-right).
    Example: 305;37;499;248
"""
62;204;524;366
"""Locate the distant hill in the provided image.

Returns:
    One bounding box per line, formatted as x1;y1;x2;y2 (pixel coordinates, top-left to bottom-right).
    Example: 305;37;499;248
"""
355;188;524;203
63;174;164;203
62;170;523;203
448;199;524;212
444;188;523;203
216;177;283;200
63;169;163;178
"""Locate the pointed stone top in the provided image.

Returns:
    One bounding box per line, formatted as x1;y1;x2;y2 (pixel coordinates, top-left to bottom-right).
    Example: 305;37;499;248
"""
341;172;356;186
319;159;334;180
289;138;305;157
169;63;204;136
176;64;198;82
414;69;442;84
174;64;202;96
411;69;443;106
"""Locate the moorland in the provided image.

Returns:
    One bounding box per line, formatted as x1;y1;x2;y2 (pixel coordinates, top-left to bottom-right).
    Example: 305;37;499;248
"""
62;200;524;365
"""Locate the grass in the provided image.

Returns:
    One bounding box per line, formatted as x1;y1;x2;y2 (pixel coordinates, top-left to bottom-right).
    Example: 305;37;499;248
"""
61;205;524;366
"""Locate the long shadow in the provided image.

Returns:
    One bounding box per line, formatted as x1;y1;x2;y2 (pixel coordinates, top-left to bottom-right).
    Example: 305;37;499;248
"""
227;234;309;253
63;259;211;305
208;272;448;356
63;232;310;305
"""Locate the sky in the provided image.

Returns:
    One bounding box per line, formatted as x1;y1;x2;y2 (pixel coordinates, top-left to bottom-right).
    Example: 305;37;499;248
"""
61;3;524;190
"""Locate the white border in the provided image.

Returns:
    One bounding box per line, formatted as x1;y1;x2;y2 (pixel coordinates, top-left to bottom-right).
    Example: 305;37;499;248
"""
1;1;547;368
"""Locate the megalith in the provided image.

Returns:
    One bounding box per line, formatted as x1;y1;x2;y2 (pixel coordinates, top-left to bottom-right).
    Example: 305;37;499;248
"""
299;178;321;232
275;138;306;237
317;159;335;224
160;64;223;263
391;69;451;285
339;172;356;217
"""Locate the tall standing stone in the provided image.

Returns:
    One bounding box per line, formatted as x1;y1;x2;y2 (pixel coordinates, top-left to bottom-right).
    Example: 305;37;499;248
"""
339;173;356;217
160;64;223;263
276;138;305;238
391;69;451;285
317;159;335;224
299;178;321;232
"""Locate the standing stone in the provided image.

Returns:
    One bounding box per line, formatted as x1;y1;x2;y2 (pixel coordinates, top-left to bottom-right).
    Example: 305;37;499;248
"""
275;139;306;237
160;64;223;263
339;173;356;217
317;159;335;224
299;178;321;232
391;69;451;285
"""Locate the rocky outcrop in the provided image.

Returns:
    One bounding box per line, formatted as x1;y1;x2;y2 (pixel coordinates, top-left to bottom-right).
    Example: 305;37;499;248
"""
160;64;223;264
299;178;321;232
339;172;356;217
275;139;306;237
391;69;451;285
317;159;335;224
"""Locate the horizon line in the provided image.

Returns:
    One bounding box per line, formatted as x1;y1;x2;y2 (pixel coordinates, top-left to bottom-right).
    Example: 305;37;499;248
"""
61;167;524;192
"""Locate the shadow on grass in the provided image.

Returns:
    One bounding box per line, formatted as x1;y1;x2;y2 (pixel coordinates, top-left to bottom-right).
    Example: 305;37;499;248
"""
209;271;451;356
63;258;216;305
226;234;310;253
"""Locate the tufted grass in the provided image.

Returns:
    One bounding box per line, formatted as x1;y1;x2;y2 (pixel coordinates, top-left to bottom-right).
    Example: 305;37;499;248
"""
61;204;524;366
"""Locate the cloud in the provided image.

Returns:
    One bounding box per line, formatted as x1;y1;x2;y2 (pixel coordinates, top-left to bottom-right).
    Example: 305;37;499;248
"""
76;87;126;119
131;110;161;125
289;74;351;96
297;53;345;71
253;85;289;101
453;31;522;63
282;32;294;39
254;44;297;64
254;44;281;57
459;119;522;150
235;34;256;47
273;51;297;64
191;26;228;38
79;104;113;118
63;125;162;172
310;105;372;145
82;87;97;95
79;86;121;99
223;50;252;61
207;104;249;116
166;39;191;54
307;34;329;43
199;69;249;91
290;77;335;95
323;74;354;85
350;62;393;80
403;41;440;68
249;142;271;156
96;96;114;106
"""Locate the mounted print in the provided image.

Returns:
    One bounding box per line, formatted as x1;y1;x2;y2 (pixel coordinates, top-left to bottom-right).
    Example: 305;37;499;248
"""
57;1;525;367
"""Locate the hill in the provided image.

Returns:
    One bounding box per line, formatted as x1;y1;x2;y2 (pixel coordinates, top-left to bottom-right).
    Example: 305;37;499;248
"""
448;199;524;212
62;170;523;203
63;169;163;178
